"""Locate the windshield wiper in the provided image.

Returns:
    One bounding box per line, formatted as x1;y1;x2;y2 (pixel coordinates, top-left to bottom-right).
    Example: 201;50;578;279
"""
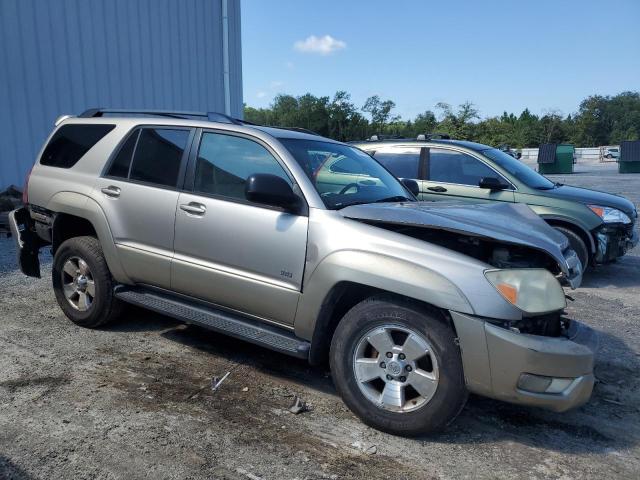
372;195;413;203
333;196;412;210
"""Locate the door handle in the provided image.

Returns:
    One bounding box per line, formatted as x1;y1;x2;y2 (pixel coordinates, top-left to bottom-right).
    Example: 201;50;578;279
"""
180;202;207;216
427;186;447;192
101;186;121;198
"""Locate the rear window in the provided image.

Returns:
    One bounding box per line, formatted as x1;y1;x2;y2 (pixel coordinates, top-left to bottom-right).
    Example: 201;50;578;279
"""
40;124;115;168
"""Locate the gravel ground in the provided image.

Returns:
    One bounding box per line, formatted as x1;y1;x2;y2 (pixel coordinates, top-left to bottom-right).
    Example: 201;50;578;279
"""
1;164;639;480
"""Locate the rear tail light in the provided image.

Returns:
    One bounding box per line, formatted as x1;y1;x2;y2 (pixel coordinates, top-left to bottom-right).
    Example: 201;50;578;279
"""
22;165;34;204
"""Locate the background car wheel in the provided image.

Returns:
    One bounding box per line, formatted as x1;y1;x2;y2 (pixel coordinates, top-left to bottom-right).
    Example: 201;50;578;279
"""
52;236;124;328
606;154;613;159
553;226;589;270
330;295;467;436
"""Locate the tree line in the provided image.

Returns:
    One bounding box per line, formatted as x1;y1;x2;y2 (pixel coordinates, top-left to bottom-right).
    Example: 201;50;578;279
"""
244;91;640;148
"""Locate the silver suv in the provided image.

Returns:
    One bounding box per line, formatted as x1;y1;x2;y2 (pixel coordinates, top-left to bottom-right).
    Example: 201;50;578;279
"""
10;109;596;436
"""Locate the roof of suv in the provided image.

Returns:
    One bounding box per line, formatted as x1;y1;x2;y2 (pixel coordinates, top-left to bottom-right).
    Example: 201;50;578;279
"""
72;108;338;143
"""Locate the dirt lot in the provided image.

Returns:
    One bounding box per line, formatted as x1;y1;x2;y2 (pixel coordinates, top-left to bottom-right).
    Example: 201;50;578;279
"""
1;164;639;480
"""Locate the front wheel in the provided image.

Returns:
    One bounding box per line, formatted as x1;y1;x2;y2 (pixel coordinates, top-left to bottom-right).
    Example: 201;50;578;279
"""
553;226;589;270
330;295;467;436
52;236;124;328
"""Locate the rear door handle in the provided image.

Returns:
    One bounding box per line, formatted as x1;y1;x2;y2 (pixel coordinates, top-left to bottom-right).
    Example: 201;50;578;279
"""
101;186;121;198
427;186;447;192
180;202;207;216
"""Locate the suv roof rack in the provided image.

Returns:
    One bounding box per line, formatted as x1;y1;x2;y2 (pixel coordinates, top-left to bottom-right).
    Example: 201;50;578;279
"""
417;133;451;141
78;108;247;125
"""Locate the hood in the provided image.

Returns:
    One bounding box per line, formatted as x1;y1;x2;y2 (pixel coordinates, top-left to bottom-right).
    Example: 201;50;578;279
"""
540;185;637;219
339;201;581;284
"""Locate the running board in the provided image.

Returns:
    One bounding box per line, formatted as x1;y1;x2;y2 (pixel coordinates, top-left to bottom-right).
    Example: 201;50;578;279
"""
114;286;310;359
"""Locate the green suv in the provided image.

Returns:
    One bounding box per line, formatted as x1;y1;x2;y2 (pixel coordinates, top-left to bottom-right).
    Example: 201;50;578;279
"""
353;137;638;268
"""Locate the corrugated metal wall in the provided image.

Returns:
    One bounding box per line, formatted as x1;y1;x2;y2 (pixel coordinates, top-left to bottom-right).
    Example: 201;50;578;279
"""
0;0;243;188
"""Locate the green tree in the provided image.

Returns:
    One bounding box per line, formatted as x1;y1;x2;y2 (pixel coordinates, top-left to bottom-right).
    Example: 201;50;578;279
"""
362;95;399;132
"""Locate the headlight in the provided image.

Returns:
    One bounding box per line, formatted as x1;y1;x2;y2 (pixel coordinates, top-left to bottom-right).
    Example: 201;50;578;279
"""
484;269;566;314
588;205;631;224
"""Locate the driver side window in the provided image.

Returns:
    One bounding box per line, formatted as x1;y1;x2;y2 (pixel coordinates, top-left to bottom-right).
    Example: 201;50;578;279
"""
194;132;291;201
429;149;497;186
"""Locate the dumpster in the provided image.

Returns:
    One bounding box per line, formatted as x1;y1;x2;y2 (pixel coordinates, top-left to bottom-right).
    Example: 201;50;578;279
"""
619;140;640;173
537;143;574;174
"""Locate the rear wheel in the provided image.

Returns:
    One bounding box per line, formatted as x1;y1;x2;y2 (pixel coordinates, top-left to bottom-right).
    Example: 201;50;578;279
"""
553;226;589;270
330;295;467;436
52;236;124;328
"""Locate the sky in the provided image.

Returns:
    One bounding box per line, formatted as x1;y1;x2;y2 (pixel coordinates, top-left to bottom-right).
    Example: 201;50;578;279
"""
241;0;640;120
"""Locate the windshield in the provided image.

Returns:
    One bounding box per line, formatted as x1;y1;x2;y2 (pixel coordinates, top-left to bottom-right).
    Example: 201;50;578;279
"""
280;138;413;209
482;148;555;189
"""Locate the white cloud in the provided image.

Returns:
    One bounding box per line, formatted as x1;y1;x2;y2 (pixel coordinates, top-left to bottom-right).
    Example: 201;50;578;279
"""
285;61;295;69
256;91;267;99
293;35;346;55
270;81;284;89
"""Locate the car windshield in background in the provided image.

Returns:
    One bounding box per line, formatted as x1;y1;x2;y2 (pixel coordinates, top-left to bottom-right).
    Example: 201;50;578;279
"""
280;139;412;209
483;148;556;190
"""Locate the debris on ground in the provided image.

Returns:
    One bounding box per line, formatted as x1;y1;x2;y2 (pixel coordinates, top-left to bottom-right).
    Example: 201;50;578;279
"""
242;386;249;392
211;371;231;392
288;395;309;414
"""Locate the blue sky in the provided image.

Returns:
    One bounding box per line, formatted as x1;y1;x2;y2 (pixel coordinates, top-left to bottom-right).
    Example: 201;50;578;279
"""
241;0;640;120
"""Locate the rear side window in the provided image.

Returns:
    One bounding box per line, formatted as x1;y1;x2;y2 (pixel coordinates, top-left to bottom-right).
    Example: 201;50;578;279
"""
373;147;421;179
40;124;115;168
106;130;139;178
128;128;190;187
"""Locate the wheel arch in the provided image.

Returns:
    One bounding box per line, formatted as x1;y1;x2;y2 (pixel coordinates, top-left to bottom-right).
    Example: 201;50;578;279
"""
307;282;458;366
46;192;131;284
298;251;473;365
542;216;595;254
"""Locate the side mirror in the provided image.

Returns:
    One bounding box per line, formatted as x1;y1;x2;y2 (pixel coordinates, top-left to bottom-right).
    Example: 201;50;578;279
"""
516;152;522;159
245;174;299;211
479;176;509;190
400;178;420;197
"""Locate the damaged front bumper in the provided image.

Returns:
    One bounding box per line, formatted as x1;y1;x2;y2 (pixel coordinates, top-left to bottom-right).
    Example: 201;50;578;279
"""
559;246;582;289
451;311;597;412
595;223;639;263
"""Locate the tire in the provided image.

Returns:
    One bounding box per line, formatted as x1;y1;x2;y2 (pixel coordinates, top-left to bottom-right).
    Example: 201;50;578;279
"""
52;236;124;328
330;295;467;436
553;226;589;270
606;154;612;159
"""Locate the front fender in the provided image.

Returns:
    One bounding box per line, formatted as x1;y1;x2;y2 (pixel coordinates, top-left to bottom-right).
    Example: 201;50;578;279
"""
46;191;132;284
521;203;599;254
294;250;474;340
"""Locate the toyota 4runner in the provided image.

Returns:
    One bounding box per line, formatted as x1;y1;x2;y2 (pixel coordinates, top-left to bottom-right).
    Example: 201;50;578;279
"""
10;109;596;436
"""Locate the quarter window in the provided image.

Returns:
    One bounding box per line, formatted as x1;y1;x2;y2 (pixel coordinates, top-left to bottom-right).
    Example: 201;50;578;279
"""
429;149;497;186
128;128;190;187
106;130;139;178
373;147;421;179
194;132;290;200
41;124;115;168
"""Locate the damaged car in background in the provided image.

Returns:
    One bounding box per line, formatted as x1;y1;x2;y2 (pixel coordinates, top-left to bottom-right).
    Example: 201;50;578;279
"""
12;110;596;436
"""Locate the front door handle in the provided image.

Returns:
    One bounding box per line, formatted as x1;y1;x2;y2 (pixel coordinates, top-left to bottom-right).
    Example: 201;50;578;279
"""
427;185;447;192
180;202;207;216
101;186;121;198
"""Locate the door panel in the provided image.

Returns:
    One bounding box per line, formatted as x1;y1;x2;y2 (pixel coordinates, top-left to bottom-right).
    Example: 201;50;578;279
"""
171;130;308;325
172;194;308;324
94;178;179;288
94;126;192;288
